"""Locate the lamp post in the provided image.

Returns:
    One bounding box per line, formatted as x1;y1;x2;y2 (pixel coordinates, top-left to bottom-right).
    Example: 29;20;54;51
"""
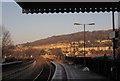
74;23;95;57
74;23;95;58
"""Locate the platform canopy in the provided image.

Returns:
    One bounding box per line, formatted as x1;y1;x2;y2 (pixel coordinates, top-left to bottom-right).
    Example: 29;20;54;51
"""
16;1;120;14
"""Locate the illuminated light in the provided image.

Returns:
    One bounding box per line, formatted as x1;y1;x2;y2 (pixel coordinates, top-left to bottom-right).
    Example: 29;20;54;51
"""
5;56;7;59
30;55;33;58
66;54;69;56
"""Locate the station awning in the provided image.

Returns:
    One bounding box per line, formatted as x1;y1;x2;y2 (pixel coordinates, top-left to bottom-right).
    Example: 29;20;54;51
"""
16;2;120;14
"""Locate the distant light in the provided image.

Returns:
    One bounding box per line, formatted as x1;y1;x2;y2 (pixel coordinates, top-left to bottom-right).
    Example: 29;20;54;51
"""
66;54;69;56
5;56;7;58
9;55;11;57
30;55;33;58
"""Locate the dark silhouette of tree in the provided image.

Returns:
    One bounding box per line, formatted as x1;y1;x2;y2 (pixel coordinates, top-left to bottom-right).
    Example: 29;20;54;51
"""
25;47;33;58
49;48;63;56
39;49;47;55
1;26;13;59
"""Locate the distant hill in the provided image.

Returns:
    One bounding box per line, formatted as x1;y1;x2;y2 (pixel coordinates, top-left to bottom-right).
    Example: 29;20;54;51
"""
22;29;112;46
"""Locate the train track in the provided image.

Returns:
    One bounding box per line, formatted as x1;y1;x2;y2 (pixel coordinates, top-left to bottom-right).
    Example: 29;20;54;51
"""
33;61;55;81
2;60;36;80
3;59;35;72
2;57;55;81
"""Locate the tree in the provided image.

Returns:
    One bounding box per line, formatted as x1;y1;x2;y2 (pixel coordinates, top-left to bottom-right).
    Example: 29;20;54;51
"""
39;49;47;55
49;48;63;56
1;26;13;59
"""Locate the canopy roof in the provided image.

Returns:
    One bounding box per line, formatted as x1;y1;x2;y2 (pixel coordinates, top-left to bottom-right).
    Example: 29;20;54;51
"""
17;2;120;13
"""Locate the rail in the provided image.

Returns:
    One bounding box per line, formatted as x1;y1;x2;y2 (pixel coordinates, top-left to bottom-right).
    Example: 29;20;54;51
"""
33;61;55;81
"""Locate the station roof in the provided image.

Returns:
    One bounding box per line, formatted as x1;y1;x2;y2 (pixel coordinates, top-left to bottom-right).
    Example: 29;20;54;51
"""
16;2;120;14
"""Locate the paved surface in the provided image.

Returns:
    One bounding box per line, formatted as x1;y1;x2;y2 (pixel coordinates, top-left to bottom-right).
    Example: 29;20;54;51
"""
52;61;109;81
51;61;67;80
63;64;108;81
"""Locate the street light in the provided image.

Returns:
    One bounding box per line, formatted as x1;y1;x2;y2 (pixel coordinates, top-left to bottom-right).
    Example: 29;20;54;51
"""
74;22;95;69
74;22;95;57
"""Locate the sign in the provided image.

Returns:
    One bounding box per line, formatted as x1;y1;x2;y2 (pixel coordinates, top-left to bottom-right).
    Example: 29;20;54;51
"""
109;31;116;39
109;31;118;39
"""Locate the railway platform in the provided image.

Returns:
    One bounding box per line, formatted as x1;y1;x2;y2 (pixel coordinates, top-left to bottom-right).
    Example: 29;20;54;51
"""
52;61;110;81
51;61;67;80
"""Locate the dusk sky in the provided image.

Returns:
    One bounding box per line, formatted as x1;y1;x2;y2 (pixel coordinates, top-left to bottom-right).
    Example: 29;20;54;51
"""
2;1;118;45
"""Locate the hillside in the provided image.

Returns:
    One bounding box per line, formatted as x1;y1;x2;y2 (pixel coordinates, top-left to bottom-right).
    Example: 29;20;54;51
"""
22;29;112;46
